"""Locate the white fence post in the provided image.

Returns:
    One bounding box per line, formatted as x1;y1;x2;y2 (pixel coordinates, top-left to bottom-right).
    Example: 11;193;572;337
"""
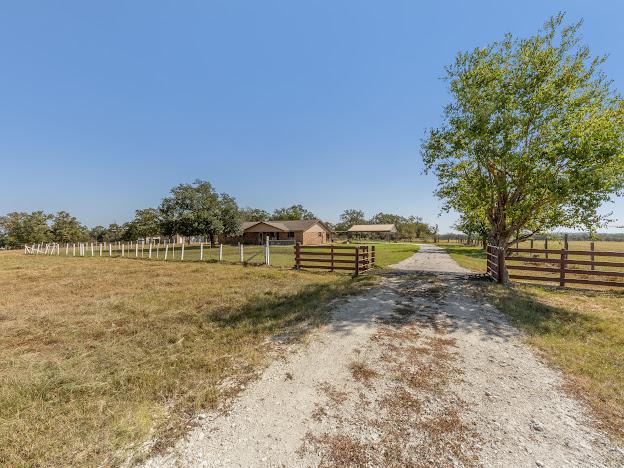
73;243;76;256
149;242;152;259
200;242;204;261
172;244;175;260
164;243;169;260
239;243;244;263
122;243;125;257
109;243;112;256
91;243;94;256
141;241;145;258
66;243;69;256
99;243;103;256
181;243;185;261
265;237;270;266
156;243;160;259
135;242;138;257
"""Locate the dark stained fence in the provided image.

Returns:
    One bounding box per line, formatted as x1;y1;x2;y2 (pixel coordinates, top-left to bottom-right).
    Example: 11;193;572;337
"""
487;244;624;288
486;245;505;283
294;244;375;275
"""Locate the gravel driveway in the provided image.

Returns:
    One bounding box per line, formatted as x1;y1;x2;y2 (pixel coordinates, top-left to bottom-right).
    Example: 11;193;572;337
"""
143;244;622;467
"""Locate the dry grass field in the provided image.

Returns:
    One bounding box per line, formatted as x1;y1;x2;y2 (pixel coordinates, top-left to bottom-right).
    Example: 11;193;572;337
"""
0;251;372;466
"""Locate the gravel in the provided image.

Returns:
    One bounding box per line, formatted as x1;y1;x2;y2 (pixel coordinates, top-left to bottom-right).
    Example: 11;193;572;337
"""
141;244;622;467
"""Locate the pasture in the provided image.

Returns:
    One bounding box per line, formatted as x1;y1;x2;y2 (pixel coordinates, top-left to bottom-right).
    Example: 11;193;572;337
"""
0;251;374;466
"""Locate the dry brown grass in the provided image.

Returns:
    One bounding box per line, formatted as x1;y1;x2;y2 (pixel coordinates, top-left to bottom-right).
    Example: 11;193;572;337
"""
348;361;379;385
487;283;624;443
0;252;368;466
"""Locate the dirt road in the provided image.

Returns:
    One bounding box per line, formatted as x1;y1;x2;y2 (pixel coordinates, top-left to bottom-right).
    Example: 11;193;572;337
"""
143;245;622;467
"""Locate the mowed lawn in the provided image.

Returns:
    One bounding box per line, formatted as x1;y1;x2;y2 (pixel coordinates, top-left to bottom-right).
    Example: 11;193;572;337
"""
0;251;371;466
439;242;624;442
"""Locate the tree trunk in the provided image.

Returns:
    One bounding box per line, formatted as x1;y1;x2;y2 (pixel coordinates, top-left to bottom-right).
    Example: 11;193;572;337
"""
488;231;511;285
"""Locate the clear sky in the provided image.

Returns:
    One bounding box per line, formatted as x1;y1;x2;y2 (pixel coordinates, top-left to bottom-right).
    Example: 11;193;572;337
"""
1;0;623;232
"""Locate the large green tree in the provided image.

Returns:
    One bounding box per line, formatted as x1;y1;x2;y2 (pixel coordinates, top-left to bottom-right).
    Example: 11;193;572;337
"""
0;211;52;247
159;180;242;244
422;14;624;253
128;208;162;239
50;211;88;243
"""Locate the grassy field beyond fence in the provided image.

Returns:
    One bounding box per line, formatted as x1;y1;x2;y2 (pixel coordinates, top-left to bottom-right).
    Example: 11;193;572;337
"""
0;252;373;466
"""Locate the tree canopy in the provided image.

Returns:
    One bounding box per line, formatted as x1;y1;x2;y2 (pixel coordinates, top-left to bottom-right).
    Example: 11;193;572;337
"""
159;180;242;242
240;207;270;222
422;14;624;248
270;204;316;221
50;211;88;243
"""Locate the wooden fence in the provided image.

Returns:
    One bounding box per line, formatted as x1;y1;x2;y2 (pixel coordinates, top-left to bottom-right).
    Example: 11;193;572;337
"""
485;245;505;283
487;244;624;288
294;244;375;275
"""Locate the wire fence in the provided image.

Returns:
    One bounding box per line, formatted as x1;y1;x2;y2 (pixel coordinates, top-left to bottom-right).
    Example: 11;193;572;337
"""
23;241;297;268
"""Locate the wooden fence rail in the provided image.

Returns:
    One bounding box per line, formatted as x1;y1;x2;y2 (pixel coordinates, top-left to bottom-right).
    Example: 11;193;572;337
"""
487;244;624;288
294;244;375;275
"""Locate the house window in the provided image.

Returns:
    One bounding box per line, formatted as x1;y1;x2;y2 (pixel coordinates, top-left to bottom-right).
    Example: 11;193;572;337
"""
318;232;322;237
288;232;295;238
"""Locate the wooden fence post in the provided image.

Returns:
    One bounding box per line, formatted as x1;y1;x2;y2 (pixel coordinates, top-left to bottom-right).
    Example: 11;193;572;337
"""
545;237;549;259
564;234;569;251
496;247;505;284
355;246;360;276
371;245;376;267
295;243;301;269
590;241;595;271
559;249;566;287
330;244;334;272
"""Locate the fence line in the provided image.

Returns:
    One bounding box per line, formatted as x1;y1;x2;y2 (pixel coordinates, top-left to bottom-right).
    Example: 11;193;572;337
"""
294;244;375;275
486;244;624;289
24;240;281;268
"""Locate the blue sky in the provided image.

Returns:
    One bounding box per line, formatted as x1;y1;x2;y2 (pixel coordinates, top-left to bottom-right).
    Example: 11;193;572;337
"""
1;0;623;232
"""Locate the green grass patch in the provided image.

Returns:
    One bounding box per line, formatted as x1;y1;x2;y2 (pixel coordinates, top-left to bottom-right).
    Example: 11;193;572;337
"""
437;244;486;272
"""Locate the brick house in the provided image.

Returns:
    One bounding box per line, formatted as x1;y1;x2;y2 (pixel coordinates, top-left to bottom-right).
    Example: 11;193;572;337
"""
237;220;333;245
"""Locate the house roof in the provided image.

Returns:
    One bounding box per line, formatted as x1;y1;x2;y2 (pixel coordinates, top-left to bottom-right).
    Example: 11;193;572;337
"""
243;219;332;232
347;224;397;233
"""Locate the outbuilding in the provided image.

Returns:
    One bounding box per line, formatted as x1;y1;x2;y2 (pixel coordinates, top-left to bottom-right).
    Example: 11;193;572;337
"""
346;224;397;241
